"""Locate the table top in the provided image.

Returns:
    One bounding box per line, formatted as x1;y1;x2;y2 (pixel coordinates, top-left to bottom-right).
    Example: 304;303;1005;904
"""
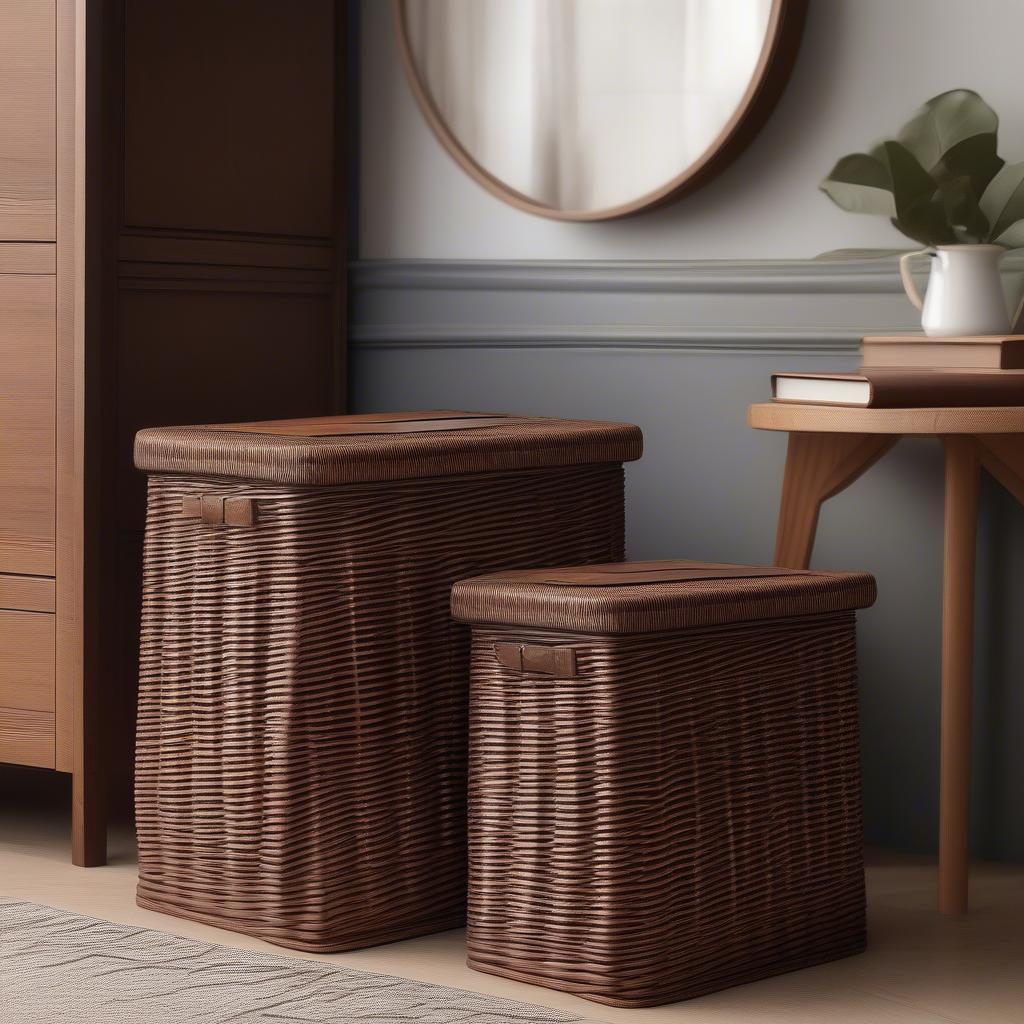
748;403;1024;435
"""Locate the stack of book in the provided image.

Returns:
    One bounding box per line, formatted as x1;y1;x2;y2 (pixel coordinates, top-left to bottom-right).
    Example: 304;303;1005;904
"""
772;334;1024;408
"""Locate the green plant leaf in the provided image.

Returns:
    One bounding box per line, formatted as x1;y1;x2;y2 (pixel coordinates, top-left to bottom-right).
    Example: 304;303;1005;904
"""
897;89;999;172
980;160;1024;243
821;89;1009;247
935;175;988;243
873;140;937;216
993;220;1024;248
819;153;896;216
932;132;1004;203
894;196;958;246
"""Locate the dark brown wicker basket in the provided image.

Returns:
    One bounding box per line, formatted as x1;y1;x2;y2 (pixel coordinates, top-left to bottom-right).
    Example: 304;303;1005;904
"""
133;411;641;952
451;560;877;1007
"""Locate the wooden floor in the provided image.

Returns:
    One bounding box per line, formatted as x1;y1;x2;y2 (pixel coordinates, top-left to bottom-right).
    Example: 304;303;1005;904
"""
1;768;1021;1024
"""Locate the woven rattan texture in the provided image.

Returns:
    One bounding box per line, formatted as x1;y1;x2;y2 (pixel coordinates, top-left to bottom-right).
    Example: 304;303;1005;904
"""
135;464;626;952
134;415;643;486
452;563;876;634
467;614;866;1007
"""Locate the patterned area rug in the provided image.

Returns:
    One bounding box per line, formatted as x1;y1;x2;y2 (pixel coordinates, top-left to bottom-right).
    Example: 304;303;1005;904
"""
0;901;597;1024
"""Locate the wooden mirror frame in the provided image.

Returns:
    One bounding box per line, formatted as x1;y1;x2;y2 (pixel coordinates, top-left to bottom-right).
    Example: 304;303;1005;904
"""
393;0;808;221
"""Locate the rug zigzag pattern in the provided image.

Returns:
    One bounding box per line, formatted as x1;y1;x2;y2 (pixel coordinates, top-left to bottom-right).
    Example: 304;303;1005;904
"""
0;901;597;1024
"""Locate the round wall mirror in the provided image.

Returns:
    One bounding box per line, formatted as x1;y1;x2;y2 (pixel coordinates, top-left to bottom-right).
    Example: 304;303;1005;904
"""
394;0;806;221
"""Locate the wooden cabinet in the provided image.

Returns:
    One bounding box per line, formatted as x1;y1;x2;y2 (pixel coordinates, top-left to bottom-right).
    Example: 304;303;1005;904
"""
0;0;56;240
0;607;55;711
122;0;337;239
0;275;56;575
0;0;348;865
0;708;54;769
0;0;59;781
0;608;55;768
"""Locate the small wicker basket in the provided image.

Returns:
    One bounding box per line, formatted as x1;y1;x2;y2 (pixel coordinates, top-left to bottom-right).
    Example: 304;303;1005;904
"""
133;411;641;952
452;559;877;1007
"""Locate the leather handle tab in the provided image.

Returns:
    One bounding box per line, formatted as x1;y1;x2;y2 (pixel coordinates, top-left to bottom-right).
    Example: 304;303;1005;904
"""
182;494;258;527
494;642;578;677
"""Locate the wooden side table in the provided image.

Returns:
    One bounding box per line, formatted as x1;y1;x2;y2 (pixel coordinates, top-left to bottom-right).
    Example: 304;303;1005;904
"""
749;403;1024;915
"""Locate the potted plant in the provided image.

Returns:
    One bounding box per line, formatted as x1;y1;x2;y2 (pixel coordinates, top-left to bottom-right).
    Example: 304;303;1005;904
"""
821;89;1024;336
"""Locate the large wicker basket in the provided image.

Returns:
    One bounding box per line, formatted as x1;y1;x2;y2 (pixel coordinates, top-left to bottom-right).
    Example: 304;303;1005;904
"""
451;559;877;1007
133;411;642;952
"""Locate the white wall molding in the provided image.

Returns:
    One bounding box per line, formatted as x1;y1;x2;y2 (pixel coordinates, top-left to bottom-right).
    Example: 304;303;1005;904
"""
352;323;871;353
350;257;918;294
350;256;981;353
351;257;1024;353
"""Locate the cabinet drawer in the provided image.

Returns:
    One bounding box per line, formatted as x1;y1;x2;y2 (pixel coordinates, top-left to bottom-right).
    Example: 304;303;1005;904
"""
0;0;56;240
0;607;55;712
0;706;54;769
0;275;56;575
0;572;55;613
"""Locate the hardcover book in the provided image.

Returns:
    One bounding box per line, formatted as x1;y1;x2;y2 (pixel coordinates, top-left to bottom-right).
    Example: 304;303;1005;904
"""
771;368;1024;408
861;334;1024;370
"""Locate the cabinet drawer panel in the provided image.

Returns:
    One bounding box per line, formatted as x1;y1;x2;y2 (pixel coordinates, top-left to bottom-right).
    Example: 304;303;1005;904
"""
0;608;54;711
0;243;56;275
0;706;54;768
0;573;54;613
0;0;56;240
123;0;334;238
0;275;55;575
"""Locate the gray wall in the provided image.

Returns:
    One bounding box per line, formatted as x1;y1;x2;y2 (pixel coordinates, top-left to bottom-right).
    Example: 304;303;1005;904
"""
352;0;1024;862
360;0;1024;259
350;261;1024;862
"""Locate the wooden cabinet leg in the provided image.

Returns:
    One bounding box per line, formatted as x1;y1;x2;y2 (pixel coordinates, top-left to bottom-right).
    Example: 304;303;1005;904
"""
72;767;106;867
774;432;896;568
72;647;105;866
939;436;980;915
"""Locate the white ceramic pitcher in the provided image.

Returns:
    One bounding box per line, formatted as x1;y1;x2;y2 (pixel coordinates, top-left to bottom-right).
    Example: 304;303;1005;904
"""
899;244;1024;337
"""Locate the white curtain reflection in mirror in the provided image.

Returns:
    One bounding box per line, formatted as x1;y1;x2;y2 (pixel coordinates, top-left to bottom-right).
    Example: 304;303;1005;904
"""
402;0;774;212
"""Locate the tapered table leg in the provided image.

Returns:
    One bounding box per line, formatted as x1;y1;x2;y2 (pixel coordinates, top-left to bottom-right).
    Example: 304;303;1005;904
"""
774;432;896;568
939;437;980;916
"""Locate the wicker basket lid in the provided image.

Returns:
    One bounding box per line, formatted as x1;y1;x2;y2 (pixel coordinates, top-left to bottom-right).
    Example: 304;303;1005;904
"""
451;559;877;634
134;410;643;485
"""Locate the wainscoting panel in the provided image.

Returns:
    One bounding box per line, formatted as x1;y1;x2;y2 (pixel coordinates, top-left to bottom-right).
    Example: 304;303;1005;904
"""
349;257;1024;863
